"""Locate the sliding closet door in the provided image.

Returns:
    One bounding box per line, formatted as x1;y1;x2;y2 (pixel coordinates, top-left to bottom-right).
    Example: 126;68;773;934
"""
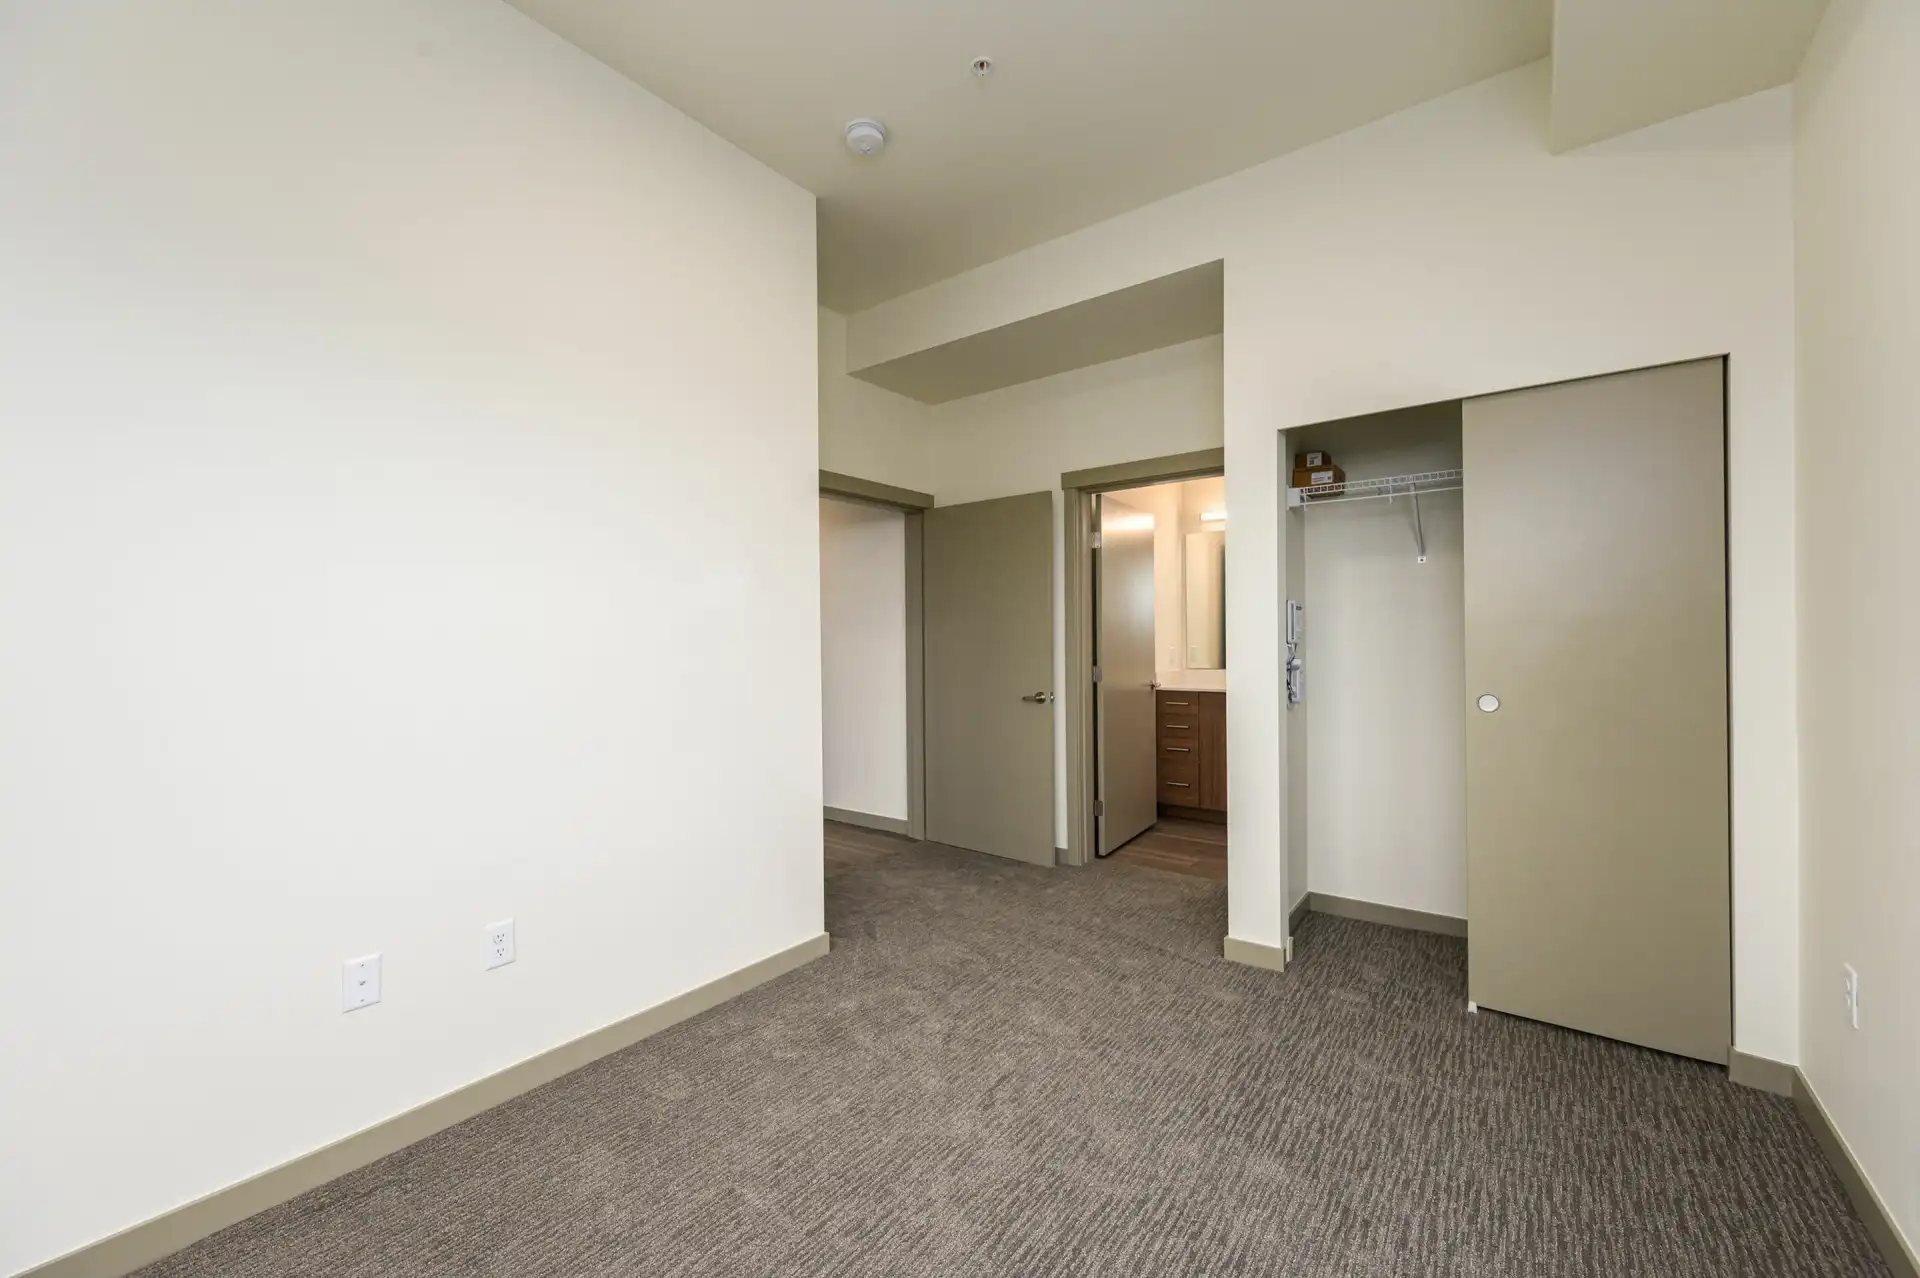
1463;359;1729;1064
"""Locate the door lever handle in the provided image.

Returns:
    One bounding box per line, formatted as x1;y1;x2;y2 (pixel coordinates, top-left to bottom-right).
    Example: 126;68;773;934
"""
1021;691;1054;704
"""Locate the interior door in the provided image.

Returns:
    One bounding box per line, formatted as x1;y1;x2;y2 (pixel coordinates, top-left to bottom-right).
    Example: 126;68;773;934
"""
923;492;1055;865
1463;358;1730;1064
1096;494;1158;854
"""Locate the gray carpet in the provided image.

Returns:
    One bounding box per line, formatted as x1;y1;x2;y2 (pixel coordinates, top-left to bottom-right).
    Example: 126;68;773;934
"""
139;842;1889;1277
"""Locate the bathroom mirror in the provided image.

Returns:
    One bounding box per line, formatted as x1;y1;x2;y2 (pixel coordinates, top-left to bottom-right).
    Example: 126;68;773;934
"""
1183;530;1226;669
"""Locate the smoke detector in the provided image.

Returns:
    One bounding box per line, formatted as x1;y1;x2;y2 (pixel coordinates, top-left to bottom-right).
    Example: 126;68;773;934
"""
844;119;888;157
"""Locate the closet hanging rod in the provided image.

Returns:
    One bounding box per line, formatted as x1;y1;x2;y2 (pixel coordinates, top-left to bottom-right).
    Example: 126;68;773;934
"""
1286;468;1463;508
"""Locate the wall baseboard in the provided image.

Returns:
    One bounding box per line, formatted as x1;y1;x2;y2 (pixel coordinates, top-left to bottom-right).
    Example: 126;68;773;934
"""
1288;893;1311;937
1308;892;1468;938
1223;935;1287;973
1793;1068;1919;1278
21;933;832;1278
824;806;911;836
1727;1049;1795;1097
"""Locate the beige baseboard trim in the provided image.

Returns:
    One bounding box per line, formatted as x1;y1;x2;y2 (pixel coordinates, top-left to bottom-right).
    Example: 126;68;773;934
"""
1288;893;1312;937
1727;1049;1795;1097
824;806;911;836
1793;1068;1918;1278
1309;892;1468;938
1223;935;1287;973
21;933;832;1278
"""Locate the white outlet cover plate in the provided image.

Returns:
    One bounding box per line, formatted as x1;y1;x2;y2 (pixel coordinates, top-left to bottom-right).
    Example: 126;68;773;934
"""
342;953;382;1012
486;919;516;970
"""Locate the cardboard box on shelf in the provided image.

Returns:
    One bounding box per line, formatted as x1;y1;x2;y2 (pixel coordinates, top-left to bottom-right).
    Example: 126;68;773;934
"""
1292;464;1345;489
1294;450;1334;470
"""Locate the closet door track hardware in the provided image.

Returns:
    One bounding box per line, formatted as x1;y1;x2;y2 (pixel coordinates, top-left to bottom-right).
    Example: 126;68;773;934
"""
1286;468;1463;563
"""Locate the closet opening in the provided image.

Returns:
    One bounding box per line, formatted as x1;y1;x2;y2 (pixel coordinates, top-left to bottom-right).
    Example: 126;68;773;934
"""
1281;402;1469;944
1283;358;1732;1068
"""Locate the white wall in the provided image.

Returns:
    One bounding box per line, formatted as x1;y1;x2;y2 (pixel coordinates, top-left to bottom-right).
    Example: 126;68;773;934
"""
1111;476;1229;688
1137;483;1189;677
848;63;1799;1062
1297;408;1466;921
1794;0;1920;1254
1170;477;1230;685
820;497;909;821
928;336;1225;845
0;4;819;1273
819;308;933;494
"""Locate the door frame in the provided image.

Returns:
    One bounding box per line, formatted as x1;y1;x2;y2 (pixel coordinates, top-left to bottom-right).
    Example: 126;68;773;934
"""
1060;448;1225;867
819;470;934;840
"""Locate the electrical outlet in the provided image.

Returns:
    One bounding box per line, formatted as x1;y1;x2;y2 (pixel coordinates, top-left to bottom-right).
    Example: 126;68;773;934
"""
485;919;516;970
342;953;382;1012
1843;963;1859;1029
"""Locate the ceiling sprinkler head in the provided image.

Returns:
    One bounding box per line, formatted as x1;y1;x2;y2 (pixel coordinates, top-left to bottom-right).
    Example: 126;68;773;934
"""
971;56;994;78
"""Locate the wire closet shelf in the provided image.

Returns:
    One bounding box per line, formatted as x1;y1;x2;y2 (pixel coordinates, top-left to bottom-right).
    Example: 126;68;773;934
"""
1284;468;1463;508
1286;467;1463;563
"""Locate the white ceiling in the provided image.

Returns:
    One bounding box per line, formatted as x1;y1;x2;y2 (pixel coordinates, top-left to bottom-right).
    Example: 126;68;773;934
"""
509;0;1552;311
509;0;1827;315
1549;0;1830;150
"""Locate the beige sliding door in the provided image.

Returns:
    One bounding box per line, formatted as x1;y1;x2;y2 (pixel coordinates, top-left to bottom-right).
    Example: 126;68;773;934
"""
923;492;1056;865
1463;359;1730;1064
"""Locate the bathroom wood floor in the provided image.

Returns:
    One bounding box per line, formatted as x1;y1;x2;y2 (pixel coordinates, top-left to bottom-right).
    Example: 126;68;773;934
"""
1106;816;1227;880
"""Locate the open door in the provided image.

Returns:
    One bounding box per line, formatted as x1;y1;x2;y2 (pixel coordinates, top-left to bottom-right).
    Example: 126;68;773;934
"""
923;492;1055;865
1096;494;1158;854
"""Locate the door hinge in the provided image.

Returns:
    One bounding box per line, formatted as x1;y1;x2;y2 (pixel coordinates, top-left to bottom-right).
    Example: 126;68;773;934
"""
1091;532;1103;549
1092;665;1102;684
1094;800;1105;817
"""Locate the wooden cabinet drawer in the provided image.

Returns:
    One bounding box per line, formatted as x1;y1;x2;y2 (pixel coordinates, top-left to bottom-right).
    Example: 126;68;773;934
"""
1158;755;1199;786
1156;690;1226;813
1158;755;1200;803
1159;774;1202;803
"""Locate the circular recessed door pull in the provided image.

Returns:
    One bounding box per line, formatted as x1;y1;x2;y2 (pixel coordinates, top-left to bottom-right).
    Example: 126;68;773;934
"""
1477;693;1500;713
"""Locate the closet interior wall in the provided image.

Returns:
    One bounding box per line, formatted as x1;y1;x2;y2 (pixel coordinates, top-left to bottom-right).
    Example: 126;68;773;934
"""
1286;402;1467;929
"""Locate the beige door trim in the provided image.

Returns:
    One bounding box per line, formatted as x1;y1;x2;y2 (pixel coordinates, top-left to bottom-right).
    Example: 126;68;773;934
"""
1062;447;1225;493
1061;450;1225;868
820;471;930;840
818;469;934;511
903;510;927;840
